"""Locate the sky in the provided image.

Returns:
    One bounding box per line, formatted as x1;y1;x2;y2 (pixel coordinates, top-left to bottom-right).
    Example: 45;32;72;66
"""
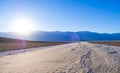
0;0;120;33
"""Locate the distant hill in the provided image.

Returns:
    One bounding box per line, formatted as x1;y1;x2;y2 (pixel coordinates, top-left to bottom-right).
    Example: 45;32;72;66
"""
0;31;120;42
0;37;40;43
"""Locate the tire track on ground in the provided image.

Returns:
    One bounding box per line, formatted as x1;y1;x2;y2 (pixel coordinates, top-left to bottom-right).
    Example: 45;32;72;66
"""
80;45;93;73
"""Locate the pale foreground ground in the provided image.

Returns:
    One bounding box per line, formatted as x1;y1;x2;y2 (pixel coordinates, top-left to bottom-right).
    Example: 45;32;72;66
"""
0;42;120;73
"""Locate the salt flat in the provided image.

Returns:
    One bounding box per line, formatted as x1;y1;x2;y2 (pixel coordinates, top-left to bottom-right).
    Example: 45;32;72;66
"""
0;42;120;73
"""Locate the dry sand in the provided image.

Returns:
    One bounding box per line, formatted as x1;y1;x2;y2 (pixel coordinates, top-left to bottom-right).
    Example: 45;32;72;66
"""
0;42;120;73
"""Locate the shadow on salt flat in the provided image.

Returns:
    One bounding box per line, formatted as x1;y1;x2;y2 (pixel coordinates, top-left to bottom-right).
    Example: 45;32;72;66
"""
107;51;118;54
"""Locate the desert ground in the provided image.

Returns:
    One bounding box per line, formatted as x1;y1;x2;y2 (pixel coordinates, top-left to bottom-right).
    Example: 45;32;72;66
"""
0;42;120;73
0;42;67;52
90;41;120;46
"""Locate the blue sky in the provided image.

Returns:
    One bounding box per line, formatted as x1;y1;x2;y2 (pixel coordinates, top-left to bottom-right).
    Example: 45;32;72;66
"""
0;0;120;33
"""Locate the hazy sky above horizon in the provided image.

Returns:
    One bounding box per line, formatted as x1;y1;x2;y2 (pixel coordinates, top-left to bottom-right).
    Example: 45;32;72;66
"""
0;0;120;33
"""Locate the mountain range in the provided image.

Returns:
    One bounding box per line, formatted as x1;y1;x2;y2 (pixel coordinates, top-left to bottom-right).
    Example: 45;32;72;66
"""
0;31;120;42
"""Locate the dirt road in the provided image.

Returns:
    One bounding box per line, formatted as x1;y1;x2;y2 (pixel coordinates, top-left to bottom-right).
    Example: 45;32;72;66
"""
0;42;120;73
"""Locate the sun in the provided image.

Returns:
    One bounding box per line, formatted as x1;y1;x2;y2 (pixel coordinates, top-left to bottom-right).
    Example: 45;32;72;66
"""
11;16;34;35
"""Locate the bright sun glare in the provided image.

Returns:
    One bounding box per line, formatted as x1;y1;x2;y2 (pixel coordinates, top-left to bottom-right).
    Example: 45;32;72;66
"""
11;16;34;35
